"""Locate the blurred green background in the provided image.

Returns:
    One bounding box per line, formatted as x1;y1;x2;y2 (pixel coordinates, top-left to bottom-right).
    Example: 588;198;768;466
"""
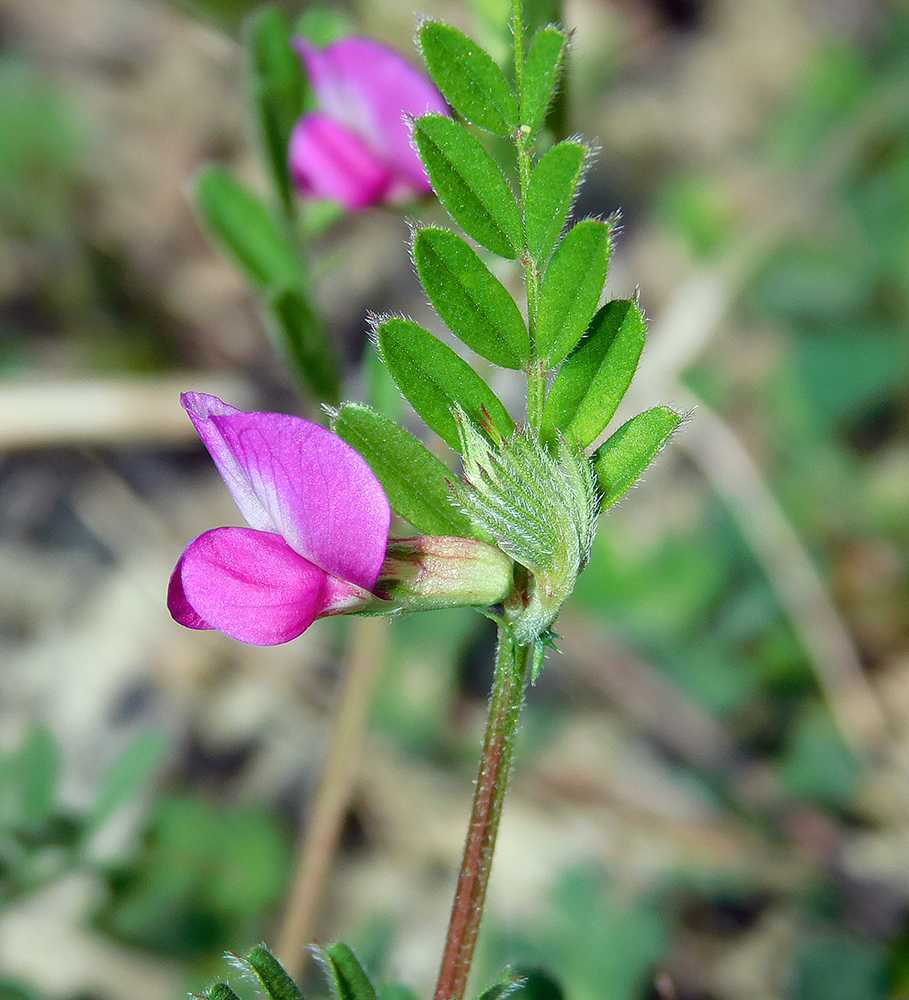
2;0;909;998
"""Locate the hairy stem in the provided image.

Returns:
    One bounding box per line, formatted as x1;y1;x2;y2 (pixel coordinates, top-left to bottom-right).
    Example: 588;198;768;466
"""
275;616;388;979
433;627;530;1000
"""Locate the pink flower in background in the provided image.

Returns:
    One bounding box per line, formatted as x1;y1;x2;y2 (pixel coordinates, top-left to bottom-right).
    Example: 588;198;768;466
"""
289;36;448;210
168;392;390;645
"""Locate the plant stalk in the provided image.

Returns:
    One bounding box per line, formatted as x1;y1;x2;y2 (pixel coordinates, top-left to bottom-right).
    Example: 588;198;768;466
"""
275;616;388;979
432;627;530;1000
511;0;546;432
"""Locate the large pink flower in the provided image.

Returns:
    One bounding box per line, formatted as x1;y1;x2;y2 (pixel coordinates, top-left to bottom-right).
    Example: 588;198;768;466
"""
168;392;390;645
288;36;448;210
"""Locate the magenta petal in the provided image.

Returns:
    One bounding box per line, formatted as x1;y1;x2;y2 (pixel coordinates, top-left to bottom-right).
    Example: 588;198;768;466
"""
293;36;447;190
167;553;213;630
180;393;391;591
288;112;393;210
176;527;328;645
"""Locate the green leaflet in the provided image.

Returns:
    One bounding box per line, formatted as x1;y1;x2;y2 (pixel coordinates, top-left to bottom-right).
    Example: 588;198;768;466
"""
248;7;308;215
525;140;586;263
520;26;567;137
418;21;518;135
413;227;529;369
319;943;379;1000
592;406;682;510
413;114;523;259
244;946;305;1000
376;317;513;450
195;166;303;289
535;218;611;367
332;403;480;538
267;285;340;405
206;986;242;1000
542;299;646;447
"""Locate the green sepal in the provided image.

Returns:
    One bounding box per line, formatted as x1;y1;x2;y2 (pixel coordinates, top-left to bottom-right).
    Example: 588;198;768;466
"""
332;402;482;538
525;141;586;263
413;227;529;369
418;21;518;135
266;285;340;405
413;114;523;259
242;946;305;1000
542;299;645;448
592;405;682;510
374;536;514;613
317;942;379;1000
520;26;567;137
247;7;308;215
195;166;303;289
535;218;611;367
376;316;513;450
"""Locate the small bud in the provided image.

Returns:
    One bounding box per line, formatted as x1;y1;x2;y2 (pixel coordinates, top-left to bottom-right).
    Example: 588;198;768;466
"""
372;535;514;613
455;411;599;646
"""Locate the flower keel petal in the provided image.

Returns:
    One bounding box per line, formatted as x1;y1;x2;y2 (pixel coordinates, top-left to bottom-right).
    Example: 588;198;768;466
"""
176;527;329;645
288;113;394;210
167;553;213;630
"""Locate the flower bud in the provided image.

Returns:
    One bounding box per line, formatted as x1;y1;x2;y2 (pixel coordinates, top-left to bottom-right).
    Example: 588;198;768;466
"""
454;411;599;647
372;535;514;613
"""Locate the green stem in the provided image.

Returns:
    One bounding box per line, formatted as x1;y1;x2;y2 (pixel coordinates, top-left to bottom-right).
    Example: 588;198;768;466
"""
511;0;546;432
525;358;545;431
432;628;530;1000
511;0;525;95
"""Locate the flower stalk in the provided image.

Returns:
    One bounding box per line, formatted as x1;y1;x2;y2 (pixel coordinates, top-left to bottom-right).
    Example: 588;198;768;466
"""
433;626;530;1000
275;616;388;979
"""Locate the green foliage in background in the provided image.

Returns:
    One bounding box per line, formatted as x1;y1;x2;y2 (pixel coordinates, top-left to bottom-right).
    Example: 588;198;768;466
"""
95;792;290;960
0;724;166;906
478;866;664;1000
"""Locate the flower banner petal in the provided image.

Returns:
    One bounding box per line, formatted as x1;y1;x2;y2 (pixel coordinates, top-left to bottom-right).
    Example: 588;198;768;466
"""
181;393;390;590
174;527;329;645
289;112;394;210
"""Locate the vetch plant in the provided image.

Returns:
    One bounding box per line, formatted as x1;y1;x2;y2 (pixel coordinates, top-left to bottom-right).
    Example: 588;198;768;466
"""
175;2;683;998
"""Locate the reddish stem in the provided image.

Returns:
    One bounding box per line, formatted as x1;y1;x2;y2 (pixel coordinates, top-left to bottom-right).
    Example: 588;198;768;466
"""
433;630;529;1000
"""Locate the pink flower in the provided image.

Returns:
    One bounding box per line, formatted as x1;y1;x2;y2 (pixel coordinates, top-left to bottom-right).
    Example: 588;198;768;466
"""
168;392;390;645
288;36;448;210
